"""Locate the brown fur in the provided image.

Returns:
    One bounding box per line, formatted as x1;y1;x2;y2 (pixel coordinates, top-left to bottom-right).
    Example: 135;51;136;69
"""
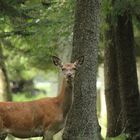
0;56;84;140
0;78;72;140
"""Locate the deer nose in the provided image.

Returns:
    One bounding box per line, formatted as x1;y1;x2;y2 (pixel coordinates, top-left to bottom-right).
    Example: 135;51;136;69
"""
67;73;72;78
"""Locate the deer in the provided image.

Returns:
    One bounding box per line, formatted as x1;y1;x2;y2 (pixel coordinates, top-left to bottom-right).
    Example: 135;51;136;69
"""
0;56;84;140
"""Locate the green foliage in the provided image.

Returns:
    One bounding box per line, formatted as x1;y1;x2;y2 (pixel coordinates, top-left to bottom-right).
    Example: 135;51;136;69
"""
101;0;140;25
0;0;74;80
12;93;47;102
114;0;140;16
100;0;140;51
101;0;112;18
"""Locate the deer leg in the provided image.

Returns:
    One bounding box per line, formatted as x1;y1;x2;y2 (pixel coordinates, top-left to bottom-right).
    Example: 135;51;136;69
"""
43;120;64;140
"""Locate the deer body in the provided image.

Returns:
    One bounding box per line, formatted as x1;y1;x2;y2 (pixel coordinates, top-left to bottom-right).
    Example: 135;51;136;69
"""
0;56;84;140
0;98;61;138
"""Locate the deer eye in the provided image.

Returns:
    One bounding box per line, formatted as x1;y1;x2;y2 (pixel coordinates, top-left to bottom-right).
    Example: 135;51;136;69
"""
62;68;66;71
73;68;77;71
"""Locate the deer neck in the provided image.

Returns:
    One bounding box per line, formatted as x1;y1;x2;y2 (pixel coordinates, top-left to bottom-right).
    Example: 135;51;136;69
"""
57;78;73;118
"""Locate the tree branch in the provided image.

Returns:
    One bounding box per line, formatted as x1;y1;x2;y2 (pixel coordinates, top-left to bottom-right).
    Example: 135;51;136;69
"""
0;31;34;38
0;0;31;19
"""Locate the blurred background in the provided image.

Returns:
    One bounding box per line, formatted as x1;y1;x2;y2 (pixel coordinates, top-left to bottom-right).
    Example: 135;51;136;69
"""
0;0;140;139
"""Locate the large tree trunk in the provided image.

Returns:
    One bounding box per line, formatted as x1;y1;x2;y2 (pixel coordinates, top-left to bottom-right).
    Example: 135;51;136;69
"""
104;14;122;137
0;43;12;101
62;0;101;140
116;14;140;139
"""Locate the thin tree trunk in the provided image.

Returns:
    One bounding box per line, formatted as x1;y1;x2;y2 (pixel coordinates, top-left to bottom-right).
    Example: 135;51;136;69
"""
62;0;101;140
0;44;12;101
104;14;122;137
116;14;140;139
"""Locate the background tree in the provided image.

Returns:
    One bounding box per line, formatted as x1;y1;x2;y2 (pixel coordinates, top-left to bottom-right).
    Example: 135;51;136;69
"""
115;12;140;139
104;13;122;137
102;0;140;139
62;0;101;140
0;42;12;101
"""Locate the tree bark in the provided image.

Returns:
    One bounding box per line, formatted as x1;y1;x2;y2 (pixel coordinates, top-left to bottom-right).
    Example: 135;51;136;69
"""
104;14;122;137
62;0;101;140
0;43;12;101
116;13;140;138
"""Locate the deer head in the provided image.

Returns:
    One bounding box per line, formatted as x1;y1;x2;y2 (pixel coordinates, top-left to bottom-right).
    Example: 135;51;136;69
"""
52;56;84;81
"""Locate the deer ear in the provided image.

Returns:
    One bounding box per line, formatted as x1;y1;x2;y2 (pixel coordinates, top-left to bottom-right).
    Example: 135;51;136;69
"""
52;56;63;67
74;56;84;66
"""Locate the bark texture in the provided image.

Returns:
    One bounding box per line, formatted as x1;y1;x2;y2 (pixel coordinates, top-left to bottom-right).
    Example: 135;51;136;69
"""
62;0;101;140
116;14;140;138
104;15;122;137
